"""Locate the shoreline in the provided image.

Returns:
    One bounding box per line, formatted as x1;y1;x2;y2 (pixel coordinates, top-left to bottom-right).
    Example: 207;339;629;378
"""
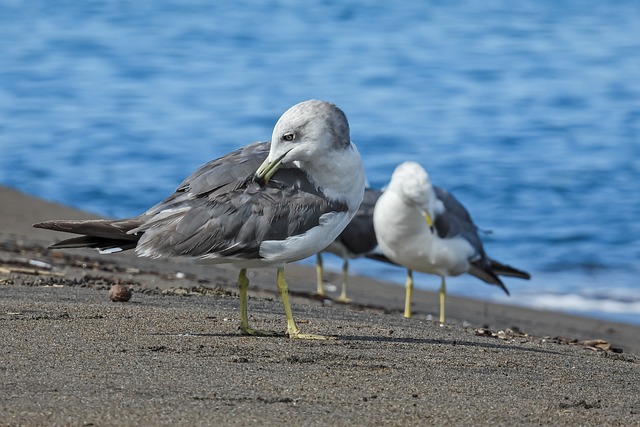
2;185;637;355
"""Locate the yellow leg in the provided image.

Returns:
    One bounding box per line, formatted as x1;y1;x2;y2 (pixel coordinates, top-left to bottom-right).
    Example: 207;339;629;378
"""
316;253;325;296
237;269;281;337
336;258;352;303
277;267;333;340
439;276;446;324
404;269;413;318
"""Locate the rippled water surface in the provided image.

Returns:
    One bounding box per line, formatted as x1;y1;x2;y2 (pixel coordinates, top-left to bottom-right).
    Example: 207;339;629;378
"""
1;1;639;325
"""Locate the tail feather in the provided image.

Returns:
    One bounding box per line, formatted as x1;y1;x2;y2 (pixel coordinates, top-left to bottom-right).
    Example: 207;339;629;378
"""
489;259;531;280
33;218;143;252
468;265;510;295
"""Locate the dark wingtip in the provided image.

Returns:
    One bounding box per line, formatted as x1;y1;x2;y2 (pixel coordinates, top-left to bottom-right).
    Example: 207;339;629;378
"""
48;243;63;249
500;283;511;296
489;258;531;281
492;272;510;296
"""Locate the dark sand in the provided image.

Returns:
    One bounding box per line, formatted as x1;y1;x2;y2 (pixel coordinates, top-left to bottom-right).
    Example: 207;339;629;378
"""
1;185;639;426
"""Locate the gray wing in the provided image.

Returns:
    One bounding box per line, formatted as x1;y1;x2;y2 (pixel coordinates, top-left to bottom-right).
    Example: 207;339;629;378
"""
34;142;272;252
433;186;507;291
433;186;530;291
36;140;349;261
336;188;382;256
145;141;271;216
433;186;484;252
134;166;348;260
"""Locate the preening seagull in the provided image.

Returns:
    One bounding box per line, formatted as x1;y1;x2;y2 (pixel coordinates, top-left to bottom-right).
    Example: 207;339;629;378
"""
34;100;366;339
315;188;391;302
372;161;530;323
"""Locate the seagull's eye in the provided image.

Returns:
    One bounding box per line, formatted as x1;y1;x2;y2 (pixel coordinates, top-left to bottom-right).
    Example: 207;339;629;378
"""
282;133;295;142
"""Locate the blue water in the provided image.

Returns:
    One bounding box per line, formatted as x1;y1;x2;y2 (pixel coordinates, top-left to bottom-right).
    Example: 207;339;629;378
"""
1;1;639;326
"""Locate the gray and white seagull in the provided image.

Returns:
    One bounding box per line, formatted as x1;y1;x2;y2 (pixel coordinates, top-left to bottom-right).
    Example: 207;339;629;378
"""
373;161;530;323
34;100;366;339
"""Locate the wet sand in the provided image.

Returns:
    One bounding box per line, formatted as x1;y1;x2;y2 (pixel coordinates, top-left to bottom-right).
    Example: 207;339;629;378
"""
1;186;639;426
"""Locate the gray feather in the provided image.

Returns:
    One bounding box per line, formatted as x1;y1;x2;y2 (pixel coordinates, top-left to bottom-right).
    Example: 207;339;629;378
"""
35;140;348;261
432;186;529;293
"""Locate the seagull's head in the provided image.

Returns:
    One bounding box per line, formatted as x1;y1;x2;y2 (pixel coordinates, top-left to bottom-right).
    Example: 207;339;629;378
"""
255;100;351;186
389;161;436;230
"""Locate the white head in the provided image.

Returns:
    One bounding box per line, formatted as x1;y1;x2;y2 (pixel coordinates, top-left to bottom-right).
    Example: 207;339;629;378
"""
269;100;350;165
388;161;436;214
255;100;355;187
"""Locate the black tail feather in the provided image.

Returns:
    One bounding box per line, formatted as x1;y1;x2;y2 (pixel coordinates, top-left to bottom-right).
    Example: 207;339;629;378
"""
489;259;531;280
468;264;510;295
33;218;143;252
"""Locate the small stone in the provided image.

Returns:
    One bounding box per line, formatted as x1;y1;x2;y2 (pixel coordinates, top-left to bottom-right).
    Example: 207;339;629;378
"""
475;328;492;337
109;284;132;302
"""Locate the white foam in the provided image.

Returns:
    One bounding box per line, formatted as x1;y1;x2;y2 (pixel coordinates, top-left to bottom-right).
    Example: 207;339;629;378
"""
523;292;640;315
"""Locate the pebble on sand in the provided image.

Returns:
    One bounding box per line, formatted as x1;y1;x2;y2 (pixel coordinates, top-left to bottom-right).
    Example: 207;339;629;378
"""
109;284;132;302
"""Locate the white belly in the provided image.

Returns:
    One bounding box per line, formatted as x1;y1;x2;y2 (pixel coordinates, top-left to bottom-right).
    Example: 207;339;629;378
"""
373;192;474;277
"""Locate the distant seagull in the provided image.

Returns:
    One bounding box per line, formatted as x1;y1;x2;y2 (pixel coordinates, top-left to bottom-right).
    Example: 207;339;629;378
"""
373;161;530;323
315;188;390;302
34;100;366;339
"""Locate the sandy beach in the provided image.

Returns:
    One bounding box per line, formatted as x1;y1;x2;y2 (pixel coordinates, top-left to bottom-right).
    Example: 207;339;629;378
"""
1;185;639;426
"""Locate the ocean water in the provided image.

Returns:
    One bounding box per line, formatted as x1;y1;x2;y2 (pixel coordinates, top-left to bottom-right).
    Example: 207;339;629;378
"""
1;1;639;326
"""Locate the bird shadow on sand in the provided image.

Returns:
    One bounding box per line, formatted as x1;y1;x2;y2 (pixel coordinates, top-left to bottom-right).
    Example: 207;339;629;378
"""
152;331;563;355
336;334;564;355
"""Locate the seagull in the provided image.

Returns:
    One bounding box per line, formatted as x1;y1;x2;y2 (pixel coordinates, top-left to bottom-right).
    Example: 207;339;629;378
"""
34;100;366;339
315;188;390;302
373;161;530;323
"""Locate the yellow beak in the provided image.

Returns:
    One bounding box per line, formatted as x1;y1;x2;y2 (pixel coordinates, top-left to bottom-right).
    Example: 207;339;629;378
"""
425;212;434;233
254;152;288;186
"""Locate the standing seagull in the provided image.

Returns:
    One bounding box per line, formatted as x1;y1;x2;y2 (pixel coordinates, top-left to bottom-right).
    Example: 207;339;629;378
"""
34;100;366;339
315;188;387;302
373;161;530;323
